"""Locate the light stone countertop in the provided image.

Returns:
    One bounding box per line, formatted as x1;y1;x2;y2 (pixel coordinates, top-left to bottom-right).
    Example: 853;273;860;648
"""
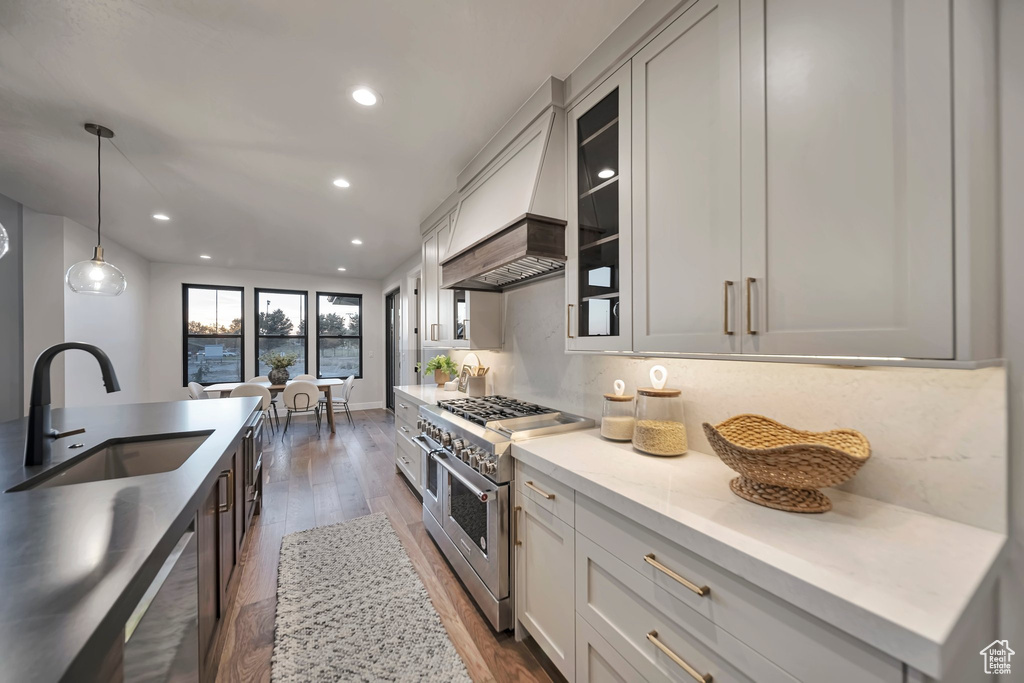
394;384;469;404
512;429;1006;678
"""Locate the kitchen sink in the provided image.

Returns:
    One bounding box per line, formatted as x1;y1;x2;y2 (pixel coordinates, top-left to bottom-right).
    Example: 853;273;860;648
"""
8;432;213;491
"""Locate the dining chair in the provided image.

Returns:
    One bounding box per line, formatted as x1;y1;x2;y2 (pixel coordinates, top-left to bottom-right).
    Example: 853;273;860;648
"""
230;384;278;432
187;382;207;400
319;374;356;428
293;374;316;381
249;376;281;420
281;380;321;436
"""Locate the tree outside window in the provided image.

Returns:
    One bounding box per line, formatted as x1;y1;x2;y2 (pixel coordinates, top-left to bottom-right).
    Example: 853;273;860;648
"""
317;293;361;379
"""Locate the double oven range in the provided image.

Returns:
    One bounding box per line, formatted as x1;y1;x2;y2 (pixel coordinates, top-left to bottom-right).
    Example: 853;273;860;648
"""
416;396;593;631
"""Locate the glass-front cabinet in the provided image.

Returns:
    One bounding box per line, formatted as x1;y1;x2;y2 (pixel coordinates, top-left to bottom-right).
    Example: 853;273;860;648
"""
566;63;631;351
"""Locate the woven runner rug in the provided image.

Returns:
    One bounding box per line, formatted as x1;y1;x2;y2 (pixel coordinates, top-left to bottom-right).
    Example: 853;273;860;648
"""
272;512;471;682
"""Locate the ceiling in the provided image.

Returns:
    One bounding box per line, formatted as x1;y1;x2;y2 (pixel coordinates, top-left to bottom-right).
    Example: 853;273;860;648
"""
0;0;641;279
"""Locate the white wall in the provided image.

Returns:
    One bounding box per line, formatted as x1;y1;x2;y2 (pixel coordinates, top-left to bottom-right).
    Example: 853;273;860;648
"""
22;209;66;410
0;193;23;422
62;218;151;407
382;252;422;389
21;212;152;410
448;276;1007;532
147;262;384;409
998;0;1024;650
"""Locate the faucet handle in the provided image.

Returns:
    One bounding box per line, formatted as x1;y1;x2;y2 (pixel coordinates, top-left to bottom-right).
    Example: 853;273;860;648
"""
49;427;86;440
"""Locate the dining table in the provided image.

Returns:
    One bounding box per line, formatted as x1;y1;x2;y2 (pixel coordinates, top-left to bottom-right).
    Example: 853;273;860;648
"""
203;378;346;433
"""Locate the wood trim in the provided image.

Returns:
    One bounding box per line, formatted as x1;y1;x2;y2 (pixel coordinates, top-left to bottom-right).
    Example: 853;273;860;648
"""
441;215;567;290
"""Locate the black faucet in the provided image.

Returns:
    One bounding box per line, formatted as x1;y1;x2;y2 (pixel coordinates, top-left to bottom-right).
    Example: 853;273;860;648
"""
25;343;121;467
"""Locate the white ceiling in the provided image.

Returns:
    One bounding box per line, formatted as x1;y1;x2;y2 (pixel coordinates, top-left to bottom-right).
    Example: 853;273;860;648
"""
0;0;640;278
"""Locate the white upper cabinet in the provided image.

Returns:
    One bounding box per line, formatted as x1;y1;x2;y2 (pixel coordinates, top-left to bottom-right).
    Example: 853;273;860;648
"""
421;212;455;348
421;222;440;348
436;214;455;345
739;0;954;358
632;0;741;354
566;63;633;351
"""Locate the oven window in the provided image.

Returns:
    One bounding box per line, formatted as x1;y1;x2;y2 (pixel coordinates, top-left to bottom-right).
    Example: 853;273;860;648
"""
427;454;439;498
449;476;488;552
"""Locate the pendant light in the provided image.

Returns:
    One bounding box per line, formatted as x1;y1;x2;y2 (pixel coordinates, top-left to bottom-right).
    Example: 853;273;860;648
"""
65;123;127;296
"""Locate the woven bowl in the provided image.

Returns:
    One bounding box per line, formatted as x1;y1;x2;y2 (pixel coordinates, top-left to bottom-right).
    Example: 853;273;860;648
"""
702;414;870;513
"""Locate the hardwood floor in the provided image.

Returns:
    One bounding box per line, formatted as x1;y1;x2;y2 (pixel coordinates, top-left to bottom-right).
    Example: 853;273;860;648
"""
215;408;553;683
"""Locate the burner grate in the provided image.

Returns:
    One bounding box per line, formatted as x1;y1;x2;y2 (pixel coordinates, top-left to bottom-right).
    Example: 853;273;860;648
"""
438;396;554;426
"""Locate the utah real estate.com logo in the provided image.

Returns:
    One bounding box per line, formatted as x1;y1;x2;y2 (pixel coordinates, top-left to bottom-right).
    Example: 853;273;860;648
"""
980;640;1014;675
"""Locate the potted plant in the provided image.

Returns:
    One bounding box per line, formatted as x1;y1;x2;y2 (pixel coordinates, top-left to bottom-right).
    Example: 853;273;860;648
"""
260;351;299;385
423;354;459;387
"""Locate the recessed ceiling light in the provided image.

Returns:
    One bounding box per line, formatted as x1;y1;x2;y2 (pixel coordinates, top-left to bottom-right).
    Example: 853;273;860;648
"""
597;169;615;179
199;254;211;259
152;213;170;221
337;267;347;271
351;238;363;245
332;178;350;188
350;86;380;106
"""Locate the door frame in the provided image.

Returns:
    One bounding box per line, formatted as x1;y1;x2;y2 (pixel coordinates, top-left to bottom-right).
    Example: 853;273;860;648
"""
384;287;400;411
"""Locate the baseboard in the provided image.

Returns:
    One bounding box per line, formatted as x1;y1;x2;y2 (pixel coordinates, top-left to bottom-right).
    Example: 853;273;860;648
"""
348;401;383;411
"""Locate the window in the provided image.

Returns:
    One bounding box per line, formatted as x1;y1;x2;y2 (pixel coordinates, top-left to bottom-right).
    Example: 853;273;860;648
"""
183;284;244;385
256;288;308;376
317;292;362;379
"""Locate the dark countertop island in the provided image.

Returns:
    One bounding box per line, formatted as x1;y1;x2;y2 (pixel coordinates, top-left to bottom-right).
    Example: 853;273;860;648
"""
0;397;260;682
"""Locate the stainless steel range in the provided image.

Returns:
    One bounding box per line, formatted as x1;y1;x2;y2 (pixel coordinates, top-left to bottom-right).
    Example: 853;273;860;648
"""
415;395;593;631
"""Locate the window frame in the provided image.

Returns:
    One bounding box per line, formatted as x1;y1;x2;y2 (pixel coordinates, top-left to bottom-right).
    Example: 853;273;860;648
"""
254;287;309;378
182;283;245;387
316;291;363;380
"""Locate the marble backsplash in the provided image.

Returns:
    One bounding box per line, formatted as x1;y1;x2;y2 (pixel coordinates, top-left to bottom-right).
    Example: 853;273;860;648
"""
446;276;1008;533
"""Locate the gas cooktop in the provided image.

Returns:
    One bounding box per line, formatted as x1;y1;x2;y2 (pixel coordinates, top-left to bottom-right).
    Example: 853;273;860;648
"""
437;395;553;426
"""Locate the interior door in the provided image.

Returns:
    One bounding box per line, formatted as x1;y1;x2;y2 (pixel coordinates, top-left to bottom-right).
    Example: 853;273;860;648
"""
739;0;954;358
566;63;632;351
385;288;399;410
632;0;742;353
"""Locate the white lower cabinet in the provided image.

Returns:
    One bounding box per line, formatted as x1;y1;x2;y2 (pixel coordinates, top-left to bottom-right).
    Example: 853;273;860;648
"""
576;614;643;683
512;463;907;682
576;532;793;683
395;432;421;491
515;483;576;681
394;390;425;494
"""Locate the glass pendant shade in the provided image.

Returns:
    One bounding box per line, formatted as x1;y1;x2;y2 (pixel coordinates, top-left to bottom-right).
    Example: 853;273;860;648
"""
69;123;127;296
0;221;8;260
66;246;127;296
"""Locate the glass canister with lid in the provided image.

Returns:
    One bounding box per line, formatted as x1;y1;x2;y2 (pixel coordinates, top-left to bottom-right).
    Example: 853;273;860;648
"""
633;365;688;456
601;379;635;441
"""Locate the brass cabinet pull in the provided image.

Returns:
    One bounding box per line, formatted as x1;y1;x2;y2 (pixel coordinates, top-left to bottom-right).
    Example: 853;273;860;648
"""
723;281;734;335
218;469;234;513
524;481;555;500
566;304;574;339
646;631;712;683
430;323;439;341
745;277;758;335
514;505;522;547
644;554;709;596
400;426;410;433
464;318;470;341
398;403;408;409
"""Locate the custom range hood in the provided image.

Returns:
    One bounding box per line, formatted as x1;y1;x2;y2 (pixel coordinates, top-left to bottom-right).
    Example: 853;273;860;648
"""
441;79;567;291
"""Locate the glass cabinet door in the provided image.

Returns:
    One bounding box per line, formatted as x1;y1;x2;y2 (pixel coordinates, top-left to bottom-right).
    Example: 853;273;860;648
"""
566;63;632;351
453;289;467;341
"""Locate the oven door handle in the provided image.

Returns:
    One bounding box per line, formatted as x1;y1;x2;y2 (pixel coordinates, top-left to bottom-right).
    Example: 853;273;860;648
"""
430;451;494;503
